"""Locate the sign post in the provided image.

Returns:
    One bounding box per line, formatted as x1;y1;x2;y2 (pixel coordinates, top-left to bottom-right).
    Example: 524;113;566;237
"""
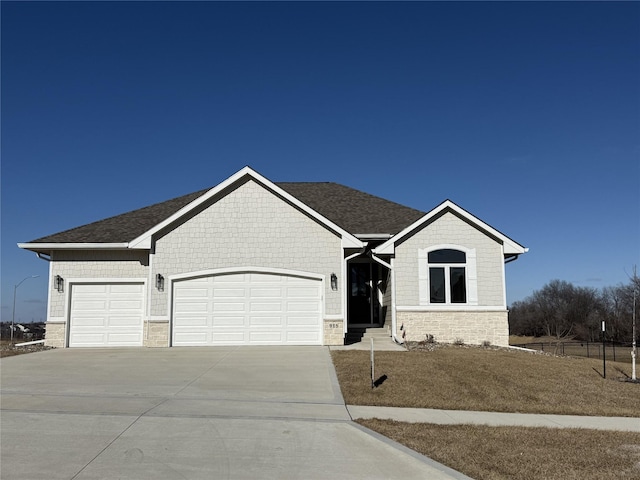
371;338;375;389
602;321;606;379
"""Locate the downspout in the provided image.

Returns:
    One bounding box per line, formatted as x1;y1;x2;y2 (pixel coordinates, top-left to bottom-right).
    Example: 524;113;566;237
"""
35;252;53;343
146;245;155;344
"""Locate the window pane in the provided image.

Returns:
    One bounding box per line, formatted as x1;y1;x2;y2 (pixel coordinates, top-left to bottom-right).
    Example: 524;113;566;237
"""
450;267;466;303
429;268;445;303
428;249;466;264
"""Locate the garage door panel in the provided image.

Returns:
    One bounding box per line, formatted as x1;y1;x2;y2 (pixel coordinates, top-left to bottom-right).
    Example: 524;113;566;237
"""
250;302;283;313
110;284;143;294
107;316;142;327
287;315;318;326
173;273;322;346
286;301;320;312
214;288;246;298
74;300;108;311
249;316;283;326
213;302;246;312
249;331;283;343
212;315;245;326
174;315;209;326
250;287;283;298
287;286;320;297
173;332;209;344
72;316;107;327
106;333;142;345
71;333;107;345
175;301;209;313
75;284;108;294
176;287;209;298
212;332;246;343
108;300;144;311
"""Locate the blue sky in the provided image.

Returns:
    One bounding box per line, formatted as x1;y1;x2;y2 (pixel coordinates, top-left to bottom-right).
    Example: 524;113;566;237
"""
2;2;639;324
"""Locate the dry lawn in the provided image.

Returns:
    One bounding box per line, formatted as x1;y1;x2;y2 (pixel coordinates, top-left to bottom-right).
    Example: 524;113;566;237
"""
0;339;51;358
359;419;640;480
331;345;639;417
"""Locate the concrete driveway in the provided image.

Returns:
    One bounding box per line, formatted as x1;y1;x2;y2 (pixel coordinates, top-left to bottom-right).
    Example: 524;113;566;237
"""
1;347;469;480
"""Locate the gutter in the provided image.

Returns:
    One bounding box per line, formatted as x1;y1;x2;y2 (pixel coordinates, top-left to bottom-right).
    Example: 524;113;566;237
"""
504;254;520;264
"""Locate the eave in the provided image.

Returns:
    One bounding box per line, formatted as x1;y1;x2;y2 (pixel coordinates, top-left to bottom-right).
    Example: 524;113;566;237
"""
18;242;133;254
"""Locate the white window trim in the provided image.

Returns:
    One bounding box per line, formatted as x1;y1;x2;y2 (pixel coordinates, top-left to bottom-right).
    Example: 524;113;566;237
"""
418;245;478;306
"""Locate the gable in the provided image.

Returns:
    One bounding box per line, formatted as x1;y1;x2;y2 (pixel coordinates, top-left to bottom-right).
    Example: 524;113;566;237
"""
393;210;507;307
374;200;527;256
152;178;344;275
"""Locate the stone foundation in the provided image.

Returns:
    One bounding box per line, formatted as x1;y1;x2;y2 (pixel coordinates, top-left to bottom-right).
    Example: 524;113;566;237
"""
396;310;509;347
44;322;66;348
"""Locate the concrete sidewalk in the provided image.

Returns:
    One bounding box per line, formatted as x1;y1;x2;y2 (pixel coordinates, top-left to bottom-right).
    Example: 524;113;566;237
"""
348;405;640;432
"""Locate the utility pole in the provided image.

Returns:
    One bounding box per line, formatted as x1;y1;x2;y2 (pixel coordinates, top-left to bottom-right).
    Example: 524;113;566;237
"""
632;266;637;381
11;275;39;345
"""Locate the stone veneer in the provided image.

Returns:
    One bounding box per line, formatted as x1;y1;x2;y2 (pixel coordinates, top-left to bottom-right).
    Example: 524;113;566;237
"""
323;319;344;345
44;323;66;348
396;310;509;347
144;321;169;347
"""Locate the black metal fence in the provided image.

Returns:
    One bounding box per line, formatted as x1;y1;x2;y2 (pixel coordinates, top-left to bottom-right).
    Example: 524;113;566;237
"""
511;340;634;362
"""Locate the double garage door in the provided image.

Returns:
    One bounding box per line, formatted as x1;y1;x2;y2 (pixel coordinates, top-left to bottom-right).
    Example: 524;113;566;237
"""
172;272;322;346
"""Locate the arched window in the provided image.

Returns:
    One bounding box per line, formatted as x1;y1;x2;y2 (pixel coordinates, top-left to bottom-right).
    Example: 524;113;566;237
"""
427;249;467;303
418;246;477;306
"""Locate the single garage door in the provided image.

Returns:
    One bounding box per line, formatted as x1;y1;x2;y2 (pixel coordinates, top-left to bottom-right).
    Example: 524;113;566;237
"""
69;283;144;347
173;272;322;346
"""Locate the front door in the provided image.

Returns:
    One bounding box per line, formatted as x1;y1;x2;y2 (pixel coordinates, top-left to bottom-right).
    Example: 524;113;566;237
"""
348;262;380;326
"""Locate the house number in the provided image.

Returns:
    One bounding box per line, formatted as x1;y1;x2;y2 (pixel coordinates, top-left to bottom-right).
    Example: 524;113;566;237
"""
328;323;339;329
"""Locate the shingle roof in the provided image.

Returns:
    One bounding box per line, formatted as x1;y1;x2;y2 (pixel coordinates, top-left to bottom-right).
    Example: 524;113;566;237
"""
29;188;210;244
276;183;425;235
27;181;425;244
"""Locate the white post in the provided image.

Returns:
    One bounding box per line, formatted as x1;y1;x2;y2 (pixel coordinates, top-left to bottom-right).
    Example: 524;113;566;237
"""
370;338;375;389
632;271;637;381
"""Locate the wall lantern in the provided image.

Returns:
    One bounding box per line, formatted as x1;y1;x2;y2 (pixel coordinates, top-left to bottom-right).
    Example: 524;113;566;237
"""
54;275;64;293
156;274;165;292
330;273;338;291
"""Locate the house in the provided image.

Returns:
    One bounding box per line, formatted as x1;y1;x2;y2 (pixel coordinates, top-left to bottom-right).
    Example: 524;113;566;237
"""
18;167;527;348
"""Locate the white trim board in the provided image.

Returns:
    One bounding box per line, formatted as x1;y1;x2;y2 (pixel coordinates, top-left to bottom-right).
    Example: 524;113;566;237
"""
396;306;507;312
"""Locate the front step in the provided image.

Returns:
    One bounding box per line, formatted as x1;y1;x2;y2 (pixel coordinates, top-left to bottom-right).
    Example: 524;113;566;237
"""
345;326;390;345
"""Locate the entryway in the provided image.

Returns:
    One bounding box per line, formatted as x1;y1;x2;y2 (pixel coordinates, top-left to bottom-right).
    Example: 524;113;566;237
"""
346;258;390;344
